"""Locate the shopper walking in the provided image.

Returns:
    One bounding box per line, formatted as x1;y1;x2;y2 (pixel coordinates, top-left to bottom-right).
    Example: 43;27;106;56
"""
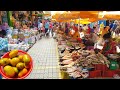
49;21;53;37
38;21;41;34
52;24;57;38
38;21;43;34
45;21;49;37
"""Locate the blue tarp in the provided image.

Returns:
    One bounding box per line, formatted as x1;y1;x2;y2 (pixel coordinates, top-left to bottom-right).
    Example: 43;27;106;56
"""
98;20;106;26
90;23;94;29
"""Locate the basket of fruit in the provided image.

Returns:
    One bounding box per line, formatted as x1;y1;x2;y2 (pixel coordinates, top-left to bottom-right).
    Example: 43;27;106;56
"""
0;50;33;79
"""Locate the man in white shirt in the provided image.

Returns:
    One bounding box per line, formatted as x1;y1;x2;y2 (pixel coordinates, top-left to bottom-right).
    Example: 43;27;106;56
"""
40;21;43;29
38;21;43;34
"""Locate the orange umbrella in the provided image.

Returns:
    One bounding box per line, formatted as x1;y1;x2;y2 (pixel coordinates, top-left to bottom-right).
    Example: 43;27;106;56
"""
104;14;120;20
69;11;99;19
52;11;101;23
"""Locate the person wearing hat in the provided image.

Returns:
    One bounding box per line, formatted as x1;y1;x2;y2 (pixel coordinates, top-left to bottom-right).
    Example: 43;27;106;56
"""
100;32;117;56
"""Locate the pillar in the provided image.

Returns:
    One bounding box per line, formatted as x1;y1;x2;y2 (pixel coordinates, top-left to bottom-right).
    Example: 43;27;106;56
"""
7;11;13;27
32;11;35;23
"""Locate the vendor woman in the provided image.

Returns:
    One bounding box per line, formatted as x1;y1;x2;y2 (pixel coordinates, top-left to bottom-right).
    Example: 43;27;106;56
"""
101;32;117;56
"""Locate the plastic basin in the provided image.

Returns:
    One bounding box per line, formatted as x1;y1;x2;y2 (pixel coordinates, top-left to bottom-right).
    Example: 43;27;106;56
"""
0;50;33;79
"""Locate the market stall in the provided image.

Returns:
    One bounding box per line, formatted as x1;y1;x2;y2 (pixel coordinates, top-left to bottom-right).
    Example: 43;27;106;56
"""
0;27;41;58
8;28;39;52
0;11;120;79
55;30;120;79
52;12;120;79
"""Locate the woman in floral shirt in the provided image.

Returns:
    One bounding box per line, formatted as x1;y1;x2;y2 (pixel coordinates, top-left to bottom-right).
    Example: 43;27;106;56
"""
101;32;117;56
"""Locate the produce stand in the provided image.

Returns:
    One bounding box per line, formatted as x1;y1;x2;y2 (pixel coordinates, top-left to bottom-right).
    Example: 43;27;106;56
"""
2;28;40;54
55;29;120;79
0;27;39;79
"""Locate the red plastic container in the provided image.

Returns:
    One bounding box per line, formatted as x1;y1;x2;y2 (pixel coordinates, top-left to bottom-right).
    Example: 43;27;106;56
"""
89;70;102;78
114;69;120;75
0;50;33;79
94;64;102;70
94;64;108;71
102;65;109;71
102;70;115;78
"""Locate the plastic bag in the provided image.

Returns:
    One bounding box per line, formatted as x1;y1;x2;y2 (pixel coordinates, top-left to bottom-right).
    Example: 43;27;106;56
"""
0;38;8;56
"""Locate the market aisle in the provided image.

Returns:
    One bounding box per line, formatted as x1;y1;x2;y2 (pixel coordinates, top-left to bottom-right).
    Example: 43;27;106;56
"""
26;37;61;79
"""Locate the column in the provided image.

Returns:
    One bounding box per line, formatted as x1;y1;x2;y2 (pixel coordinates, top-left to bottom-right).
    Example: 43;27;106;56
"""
7;11;13;27
32;11;35;24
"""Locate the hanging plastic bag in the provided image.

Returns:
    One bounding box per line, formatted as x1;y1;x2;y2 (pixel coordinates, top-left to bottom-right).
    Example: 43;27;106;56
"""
0;38;8;55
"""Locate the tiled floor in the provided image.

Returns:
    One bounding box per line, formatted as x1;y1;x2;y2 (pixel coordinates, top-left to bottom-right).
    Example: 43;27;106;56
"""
26;36;61;79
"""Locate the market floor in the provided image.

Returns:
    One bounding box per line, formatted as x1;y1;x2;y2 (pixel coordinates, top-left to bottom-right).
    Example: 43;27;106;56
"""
26;36;61;79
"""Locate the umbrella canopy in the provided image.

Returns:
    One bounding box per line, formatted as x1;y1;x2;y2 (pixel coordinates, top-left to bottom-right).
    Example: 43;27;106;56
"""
52;11;100;22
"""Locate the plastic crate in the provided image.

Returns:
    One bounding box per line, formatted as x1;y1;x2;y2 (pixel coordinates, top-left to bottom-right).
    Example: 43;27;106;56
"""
89;70;102;78
102;70;115;78
94;64;102;70
114;69;120;75
94;64;108;71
